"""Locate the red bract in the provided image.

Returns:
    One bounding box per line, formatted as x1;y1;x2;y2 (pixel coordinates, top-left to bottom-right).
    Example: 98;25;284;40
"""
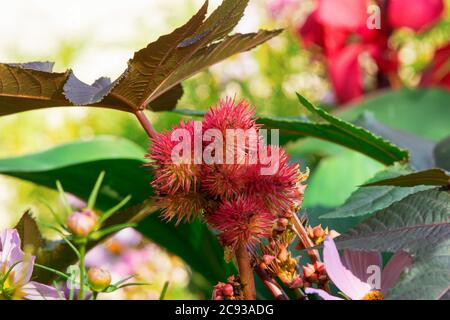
295;0;444;104
207;197;275;250
388;0;444;32
317;0;368;30
328;44;366;104
421;43;450;89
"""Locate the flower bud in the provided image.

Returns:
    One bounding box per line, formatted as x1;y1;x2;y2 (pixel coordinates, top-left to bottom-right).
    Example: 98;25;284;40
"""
222;284;234;297
87;267;111;292
302;263;316;278
263;254;276;266
289;276;303;289
274;218;289;232
66;209;99;237
313;225;325;238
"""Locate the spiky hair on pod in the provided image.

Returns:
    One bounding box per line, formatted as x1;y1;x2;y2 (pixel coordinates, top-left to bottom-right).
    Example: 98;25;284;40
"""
201;164;248;199
146;120;200;196
157;192;206;224
206;197;276;250
202;97;259;133
245;145;307;218
201;98;262;199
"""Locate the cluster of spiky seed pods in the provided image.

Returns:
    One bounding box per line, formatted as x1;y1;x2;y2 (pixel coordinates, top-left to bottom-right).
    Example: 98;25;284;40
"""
147;98;308;251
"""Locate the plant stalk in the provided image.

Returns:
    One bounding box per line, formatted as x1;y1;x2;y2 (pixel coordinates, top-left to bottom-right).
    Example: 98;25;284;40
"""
135;110;158;139
291;214;321;263
255;266;289;300
235;244;256;300
78;244;86;300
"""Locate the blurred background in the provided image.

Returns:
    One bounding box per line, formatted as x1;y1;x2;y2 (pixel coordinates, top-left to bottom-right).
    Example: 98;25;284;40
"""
0;0;449;299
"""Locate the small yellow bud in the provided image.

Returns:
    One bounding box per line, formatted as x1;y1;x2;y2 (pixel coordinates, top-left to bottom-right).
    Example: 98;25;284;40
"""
87;267;112;292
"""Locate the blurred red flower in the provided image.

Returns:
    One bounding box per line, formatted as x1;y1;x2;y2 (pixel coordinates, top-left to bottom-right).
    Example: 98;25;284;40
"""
421;43;450;89
295;0;445;104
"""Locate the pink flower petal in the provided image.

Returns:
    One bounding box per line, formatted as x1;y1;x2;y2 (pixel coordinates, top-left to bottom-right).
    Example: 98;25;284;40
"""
342;250;382;283
388;0;444;32
381;251;413;295
0;229;24;266
12;255;35;285
317;0;368;30
323;236;372;300
22;281;62;300
305;287;343;300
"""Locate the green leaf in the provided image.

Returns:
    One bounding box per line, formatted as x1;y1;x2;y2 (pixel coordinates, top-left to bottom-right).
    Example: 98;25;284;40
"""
354;112;436;170
296;93;409;165
0;137;234;292
434;136;450;171
336;189;450;253
340;88;450;142
320;165;433;219
387;239;450;300
363;169;450;187
303;150;384;208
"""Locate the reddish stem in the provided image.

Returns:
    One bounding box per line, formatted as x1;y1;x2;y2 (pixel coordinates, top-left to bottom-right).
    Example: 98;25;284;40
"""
255;267;289;300
135;110;158;139
291;214;320;263
235;244;256;300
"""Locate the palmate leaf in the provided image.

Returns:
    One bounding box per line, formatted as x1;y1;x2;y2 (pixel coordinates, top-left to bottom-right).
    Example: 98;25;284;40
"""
320;164;434;219
335;189;450;299
387;239;450;300
336;189;450;253
0;0;280;116
0;63;71;116
14;210;44;255
363;168;450;187
354;113;436;170
434;136;450;172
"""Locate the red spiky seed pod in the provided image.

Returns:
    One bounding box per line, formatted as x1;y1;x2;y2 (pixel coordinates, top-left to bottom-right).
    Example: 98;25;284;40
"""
157;192;206;224
147;120;200;196
207;197;275;250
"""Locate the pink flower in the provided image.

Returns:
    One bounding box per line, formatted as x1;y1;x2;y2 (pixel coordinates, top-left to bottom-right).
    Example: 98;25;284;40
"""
388;0;444;32
206;197;275;250
306;237;412;300
0;229;61;300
